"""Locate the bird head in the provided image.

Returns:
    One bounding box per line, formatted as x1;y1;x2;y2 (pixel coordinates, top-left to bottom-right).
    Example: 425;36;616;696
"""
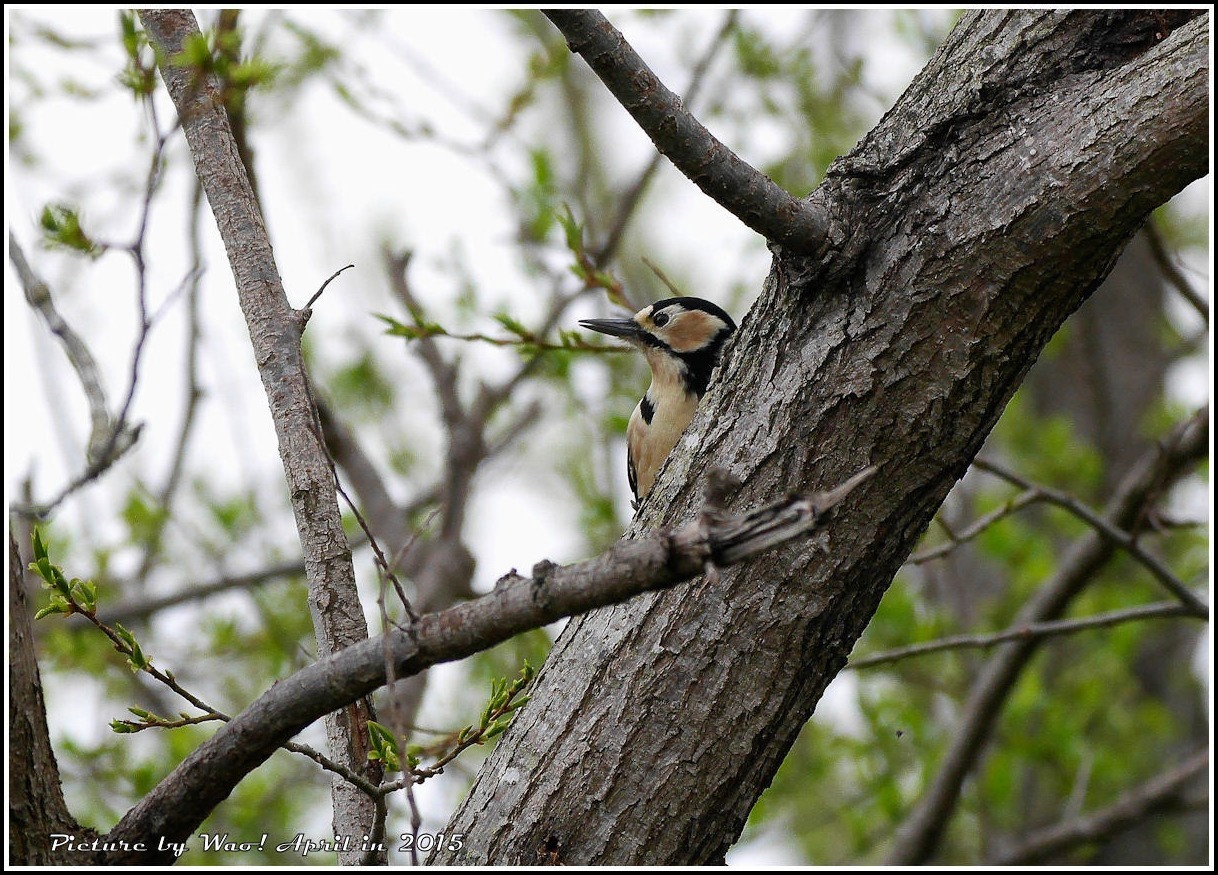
580;297;736;396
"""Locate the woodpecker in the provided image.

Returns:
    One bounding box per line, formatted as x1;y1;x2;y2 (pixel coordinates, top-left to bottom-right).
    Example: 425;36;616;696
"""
580;297;736;508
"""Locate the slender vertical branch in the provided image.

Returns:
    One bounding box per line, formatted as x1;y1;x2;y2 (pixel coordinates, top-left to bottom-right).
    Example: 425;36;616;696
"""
138;9;380;862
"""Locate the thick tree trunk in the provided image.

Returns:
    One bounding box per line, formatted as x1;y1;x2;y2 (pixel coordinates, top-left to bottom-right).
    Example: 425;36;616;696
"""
433;10;1207;865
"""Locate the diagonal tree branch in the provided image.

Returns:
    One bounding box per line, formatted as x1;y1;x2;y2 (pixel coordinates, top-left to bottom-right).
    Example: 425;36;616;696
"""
10;234;113;463
990;749;1209;865
971;456;1207;616
543;9;831;254
94;470;871;864
849;601;1199;669
9;235;143;517
908;488;1042;564
137;9;380;860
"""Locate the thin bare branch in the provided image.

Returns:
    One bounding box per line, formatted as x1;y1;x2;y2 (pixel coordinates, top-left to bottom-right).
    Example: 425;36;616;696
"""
642;256;687;299
10;233;113;463
543;9;830;254
972;456;1207;617
851;601;1196;669
131;181;208;586
990;749;1209;865
908;489;1041;564
9;236;144;519
102;557;314;626
1143;222;1208;324
304;263;355;311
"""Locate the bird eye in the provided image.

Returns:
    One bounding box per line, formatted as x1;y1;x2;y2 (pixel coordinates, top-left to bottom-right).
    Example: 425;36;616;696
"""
652;311;670;327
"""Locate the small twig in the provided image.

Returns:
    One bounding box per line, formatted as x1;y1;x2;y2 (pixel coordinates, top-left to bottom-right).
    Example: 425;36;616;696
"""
972;457;1207;617
850;601;1196;669
1143;222;1208;324
280;740;380;796
112;711;225;732
332;471;418;623
909;489;1041;564
388;323;623;354
933;515;960;542
642;256;686;299
304;263;355;311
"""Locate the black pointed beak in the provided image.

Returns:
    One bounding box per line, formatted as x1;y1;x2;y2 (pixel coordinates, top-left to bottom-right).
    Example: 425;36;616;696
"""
579;317;643;340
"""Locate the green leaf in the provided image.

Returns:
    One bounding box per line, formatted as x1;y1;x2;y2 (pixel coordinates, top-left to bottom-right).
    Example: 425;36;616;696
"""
556;204;583;254
367;720;397;747
172;32;215;71
39;203;102;257
34;598;68;621
31;556;55;587
113;623;136;649
492;312;531;339
74;580;98;612
32;528;48;563
485;717;513;740
127;639;148;671
376;313;446;341
366;721;402;772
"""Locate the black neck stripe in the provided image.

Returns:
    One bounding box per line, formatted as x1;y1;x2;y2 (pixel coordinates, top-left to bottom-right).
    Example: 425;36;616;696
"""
639;394;655;424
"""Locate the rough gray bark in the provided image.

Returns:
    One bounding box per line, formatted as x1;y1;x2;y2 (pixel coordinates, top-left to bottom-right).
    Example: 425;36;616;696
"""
432;10;1208;865
8;533;94;865
137;10;381;862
